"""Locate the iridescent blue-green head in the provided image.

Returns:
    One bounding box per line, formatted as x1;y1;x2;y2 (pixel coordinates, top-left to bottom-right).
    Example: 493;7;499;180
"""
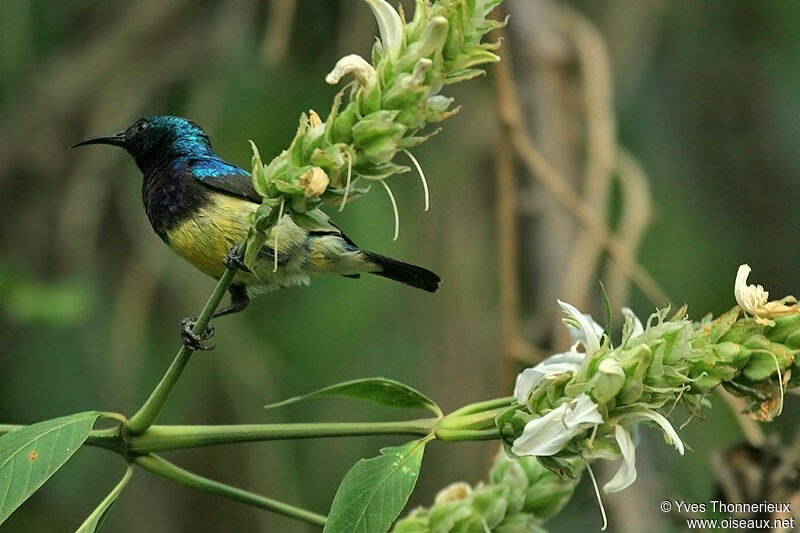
72;115;214;172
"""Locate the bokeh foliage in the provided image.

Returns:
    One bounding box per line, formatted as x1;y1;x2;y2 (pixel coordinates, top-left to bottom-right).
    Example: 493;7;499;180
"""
2;1;800;531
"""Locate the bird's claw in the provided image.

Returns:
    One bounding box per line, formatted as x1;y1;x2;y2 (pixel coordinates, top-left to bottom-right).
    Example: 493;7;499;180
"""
223;247;251;272
180;316;215;351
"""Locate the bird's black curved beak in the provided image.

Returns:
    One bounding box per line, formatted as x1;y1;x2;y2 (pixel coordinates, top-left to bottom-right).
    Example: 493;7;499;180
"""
71;132;127;149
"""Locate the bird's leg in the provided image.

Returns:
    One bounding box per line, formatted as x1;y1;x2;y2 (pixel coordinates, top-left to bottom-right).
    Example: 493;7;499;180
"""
210;284;251;319
178;285;250;351
223;245;251;272
179;317;215;351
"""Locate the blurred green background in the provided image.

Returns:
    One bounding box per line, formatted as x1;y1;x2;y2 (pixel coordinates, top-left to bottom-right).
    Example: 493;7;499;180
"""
1;1;799;531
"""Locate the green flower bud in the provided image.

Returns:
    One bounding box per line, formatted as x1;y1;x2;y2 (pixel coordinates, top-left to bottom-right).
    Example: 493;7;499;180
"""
393;508;430;533
300;118;326;162
488;457;527;514
396;17;449;73
330;100;358;144
310;144;350;188
428;500;473;532
434;482;473;505
470;485;510;530
352;110;407;164
592;357;625;403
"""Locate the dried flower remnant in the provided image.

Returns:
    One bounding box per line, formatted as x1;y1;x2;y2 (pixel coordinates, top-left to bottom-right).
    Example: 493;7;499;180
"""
735;264;798;326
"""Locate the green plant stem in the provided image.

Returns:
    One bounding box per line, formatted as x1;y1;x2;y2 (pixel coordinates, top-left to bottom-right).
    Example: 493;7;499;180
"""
435;428;501;442
135;454;327;528
1;419;437;454
438;406;509;431
129;419;437;453
126;244;246;435
446;397;515;417
434;402;511;441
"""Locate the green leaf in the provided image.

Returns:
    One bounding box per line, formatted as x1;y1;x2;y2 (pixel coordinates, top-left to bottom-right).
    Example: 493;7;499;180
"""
353;161;410;180
0;412;101;525
264;377;441;416
75;465;133;533
742;349;786;381
290;209;335;233
324;438;430;533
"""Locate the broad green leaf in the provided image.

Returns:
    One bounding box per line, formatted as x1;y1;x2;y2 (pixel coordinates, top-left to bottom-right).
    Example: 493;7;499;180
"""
324;438;430;533
265;377;441;416
76;465;133;533
0;412;101;524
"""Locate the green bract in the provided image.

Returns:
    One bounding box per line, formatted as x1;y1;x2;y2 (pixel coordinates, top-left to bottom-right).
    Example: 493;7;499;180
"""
392;452;581;533
246;0;505;250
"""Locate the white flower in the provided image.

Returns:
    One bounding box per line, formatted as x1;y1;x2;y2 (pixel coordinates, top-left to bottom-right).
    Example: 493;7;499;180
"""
364;0;403;56
603;409;684;494
734;264;798;327
514;351;585;405
735;264;770;325
621;307;644;338
558;300;602;355
326;54;377;87
512;394;603;457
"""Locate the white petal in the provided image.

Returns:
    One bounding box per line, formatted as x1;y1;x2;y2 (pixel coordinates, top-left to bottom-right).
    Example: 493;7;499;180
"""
604;425;637;493
734;264;769;317
511;394;603;457
566;313;604;346
511;402;572;456
565;393;604;428
514;368;544;405
364;0;403;55
558;300;602;355
544;351;587;367
325;54;377;87
622;307;644;338
620;410;684;455
513;351;585;405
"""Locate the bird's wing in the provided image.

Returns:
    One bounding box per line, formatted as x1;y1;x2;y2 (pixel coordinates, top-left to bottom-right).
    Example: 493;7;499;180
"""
187;157;359;246
321;218;358;247
187;157;262;203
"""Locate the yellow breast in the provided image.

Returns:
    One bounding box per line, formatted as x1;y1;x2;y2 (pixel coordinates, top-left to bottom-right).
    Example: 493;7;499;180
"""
166;195;254;279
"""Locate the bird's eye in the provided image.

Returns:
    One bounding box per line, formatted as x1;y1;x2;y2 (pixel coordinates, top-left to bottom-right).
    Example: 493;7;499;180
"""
136;121;149;132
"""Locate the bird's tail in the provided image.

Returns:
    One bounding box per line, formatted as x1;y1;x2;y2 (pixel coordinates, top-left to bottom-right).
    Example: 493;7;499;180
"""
363;252;441;293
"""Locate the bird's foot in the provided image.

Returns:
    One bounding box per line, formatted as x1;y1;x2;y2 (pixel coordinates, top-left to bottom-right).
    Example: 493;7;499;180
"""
180;316;215;351
223;247;251;272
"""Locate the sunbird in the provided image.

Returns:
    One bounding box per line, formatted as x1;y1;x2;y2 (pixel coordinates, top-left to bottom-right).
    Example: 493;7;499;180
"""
73;116;440;349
